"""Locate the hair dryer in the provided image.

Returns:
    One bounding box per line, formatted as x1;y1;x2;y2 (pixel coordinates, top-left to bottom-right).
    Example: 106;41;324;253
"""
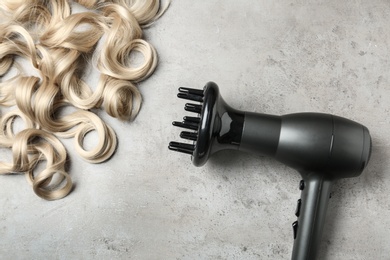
169;82;372;260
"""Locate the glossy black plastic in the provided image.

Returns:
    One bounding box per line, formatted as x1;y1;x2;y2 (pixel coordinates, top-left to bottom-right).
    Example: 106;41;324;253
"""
192;82;245;166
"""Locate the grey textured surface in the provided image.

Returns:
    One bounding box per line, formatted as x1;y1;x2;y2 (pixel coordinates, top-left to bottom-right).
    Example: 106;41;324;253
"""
1;0;390;259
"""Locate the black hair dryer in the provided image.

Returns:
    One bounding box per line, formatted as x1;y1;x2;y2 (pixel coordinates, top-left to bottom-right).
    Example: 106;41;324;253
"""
169;82;372;260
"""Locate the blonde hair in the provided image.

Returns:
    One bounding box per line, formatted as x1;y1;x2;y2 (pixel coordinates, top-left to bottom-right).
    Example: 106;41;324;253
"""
0;0;169;200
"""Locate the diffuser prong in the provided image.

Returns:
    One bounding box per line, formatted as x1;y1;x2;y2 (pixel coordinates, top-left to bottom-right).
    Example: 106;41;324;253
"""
178;87;204;96
172;121;199;130
168;141;195;154
180;131;198;141
178;93;204;102
184;103;202;113
183;116;200;123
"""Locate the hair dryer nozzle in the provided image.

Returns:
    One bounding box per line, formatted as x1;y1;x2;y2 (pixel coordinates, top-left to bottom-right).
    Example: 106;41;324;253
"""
169;82;244;166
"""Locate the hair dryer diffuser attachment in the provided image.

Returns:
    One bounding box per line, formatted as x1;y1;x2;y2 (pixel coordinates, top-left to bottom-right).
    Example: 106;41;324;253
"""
169;82;245;166
169;82;372;260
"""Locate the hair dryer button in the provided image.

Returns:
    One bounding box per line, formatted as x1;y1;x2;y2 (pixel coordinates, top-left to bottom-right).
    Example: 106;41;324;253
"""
292;221;298;239
295;199;302;217
299;180;305;190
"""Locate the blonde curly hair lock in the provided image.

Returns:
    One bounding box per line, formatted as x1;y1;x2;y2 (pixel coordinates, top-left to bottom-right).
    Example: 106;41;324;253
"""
0;0;169;200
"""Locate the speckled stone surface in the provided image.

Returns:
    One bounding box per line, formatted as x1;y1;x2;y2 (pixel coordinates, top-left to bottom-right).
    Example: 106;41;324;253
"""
1;1;389;259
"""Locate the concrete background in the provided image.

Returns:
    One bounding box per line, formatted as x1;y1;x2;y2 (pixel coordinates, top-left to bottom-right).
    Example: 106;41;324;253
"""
1;0;390;259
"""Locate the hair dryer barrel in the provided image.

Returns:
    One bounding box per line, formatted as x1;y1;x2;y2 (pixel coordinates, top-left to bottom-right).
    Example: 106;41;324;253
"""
239;112;371;178
240;112;371;178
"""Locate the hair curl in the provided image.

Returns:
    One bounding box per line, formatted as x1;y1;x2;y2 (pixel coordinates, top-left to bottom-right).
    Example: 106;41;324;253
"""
0;0;169;200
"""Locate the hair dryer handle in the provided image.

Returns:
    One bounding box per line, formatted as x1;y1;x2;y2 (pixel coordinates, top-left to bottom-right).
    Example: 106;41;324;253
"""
291;173;333;260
